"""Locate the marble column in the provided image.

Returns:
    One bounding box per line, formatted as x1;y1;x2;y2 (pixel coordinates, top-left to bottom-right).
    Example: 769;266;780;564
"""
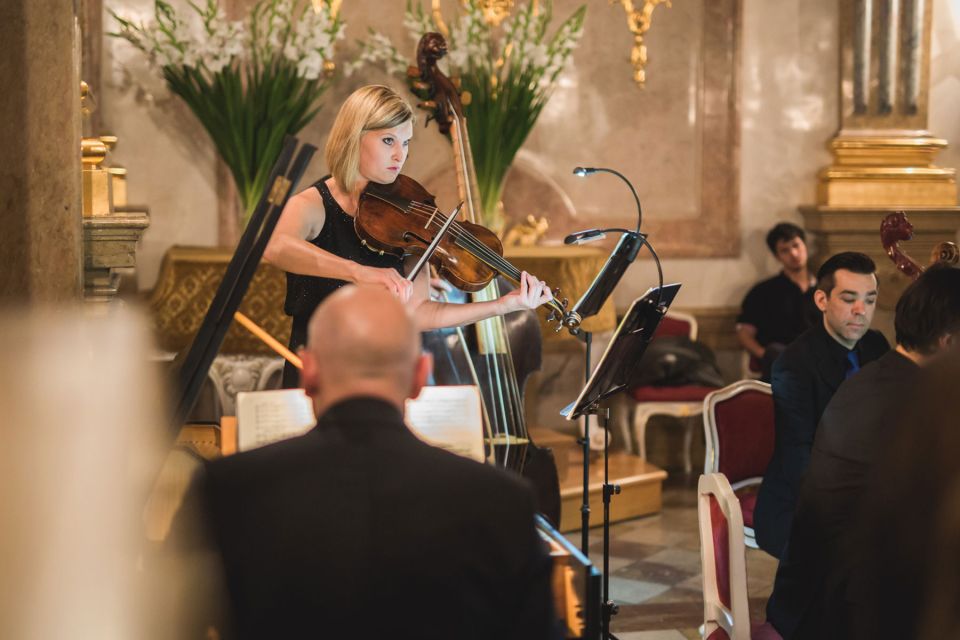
802;0;960;338
0;0;83;303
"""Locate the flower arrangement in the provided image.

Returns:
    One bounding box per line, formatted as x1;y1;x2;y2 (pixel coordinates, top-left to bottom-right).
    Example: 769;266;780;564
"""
109;0;345;227
353;0;586;232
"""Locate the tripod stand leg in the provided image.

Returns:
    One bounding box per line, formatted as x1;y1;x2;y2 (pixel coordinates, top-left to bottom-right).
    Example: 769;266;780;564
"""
580;331;593;556
599;407;621;639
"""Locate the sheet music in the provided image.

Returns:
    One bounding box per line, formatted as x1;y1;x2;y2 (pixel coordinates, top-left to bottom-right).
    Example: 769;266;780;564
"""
405;386;485;463
234;386;484;462
236;389;316;451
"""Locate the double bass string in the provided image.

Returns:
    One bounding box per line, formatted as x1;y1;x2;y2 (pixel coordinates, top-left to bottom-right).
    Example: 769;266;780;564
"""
410;195;529;448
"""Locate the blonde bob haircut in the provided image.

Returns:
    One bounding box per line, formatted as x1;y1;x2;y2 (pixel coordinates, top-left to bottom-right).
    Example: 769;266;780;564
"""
325;85;415;193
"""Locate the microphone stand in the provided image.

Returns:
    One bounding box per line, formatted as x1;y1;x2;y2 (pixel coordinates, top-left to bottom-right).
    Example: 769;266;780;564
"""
564;166;664;640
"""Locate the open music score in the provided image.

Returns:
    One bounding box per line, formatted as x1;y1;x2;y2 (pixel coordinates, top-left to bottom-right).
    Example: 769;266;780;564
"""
232;386;484;462
236;389;316;451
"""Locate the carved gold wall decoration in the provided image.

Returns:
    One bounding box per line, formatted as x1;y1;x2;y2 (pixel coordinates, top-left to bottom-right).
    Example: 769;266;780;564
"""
430;1;522;33
502;214;549;247
614;0;672;87
311;0;341;17
431;0;450;38
149;246;290;355
477;0;515;26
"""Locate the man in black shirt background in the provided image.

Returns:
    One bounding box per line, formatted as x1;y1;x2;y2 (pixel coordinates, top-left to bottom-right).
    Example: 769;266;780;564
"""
737;222;818;381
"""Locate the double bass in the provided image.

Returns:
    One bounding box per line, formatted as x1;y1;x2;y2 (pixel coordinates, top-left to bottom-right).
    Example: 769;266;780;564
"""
407;32;563;522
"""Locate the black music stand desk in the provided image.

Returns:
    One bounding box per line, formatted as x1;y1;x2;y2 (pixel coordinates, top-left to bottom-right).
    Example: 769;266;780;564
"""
561;283;681;640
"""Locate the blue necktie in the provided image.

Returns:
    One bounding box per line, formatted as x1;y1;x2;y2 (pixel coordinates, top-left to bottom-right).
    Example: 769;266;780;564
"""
845;350;861;379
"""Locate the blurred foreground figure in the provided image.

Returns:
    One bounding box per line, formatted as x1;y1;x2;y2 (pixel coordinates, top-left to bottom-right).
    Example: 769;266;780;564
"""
0;307;170;639
857;345;960;638
177;285;559;640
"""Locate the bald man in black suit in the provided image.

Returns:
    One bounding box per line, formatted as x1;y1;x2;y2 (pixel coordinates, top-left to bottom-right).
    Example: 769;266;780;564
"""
178;286;560;640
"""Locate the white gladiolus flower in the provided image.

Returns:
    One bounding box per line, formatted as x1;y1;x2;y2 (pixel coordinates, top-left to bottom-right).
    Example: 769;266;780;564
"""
297;52;324;80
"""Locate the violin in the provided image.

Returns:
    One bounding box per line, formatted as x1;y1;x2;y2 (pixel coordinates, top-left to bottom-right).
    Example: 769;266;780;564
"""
355;172;578;328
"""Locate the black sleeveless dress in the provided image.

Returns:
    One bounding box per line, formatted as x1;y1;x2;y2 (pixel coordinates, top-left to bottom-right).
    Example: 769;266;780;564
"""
282;178;403;388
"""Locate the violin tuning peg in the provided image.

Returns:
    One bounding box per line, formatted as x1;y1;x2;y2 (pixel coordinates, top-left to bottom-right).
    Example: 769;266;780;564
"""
418;100;437;112
410;80;430;92
407;66;421;79
562;298;569;308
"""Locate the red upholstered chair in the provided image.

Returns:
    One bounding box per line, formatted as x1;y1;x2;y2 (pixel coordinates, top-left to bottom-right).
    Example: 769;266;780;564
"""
702;381;774;549
626;311;721;472
699;473;782;640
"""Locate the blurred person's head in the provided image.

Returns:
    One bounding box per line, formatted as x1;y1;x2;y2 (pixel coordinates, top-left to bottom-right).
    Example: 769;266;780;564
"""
301;285;431;416
766;222;808;273
894;265;960;360
814;252;878;348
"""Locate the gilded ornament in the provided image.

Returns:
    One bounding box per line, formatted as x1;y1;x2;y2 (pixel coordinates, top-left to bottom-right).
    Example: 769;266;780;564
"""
614;0;671;87
502;214;550;247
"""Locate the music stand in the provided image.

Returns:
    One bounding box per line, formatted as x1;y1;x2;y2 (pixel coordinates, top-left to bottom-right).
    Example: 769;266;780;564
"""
562;282;681;640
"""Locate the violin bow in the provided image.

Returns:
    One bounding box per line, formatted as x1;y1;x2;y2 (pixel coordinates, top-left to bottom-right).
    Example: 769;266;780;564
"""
405;200;464;283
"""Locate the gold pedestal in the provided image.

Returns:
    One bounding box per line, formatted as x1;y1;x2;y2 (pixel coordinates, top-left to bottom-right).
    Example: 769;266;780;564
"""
817;135;957;207
83;210;149;300
81;137;113;217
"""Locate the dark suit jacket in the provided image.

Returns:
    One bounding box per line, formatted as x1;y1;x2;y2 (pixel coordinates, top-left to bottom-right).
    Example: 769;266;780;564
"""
766;350;918;639
754;323;888;558
181;396;558;640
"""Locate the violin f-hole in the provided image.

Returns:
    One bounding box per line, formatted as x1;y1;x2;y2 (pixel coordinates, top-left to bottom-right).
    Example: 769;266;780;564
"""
404;230;430;246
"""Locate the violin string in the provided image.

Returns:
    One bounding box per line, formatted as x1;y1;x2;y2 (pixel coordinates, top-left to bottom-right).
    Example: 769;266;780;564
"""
499;322;526;436
482;348;507;441
407;203;515;276
404;200;566;317
486;282;527;439
406;201;522;279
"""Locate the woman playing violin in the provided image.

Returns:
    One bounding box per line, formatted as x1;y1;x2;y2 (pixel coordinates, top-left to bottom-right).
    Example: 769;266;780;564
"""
264;84;553;387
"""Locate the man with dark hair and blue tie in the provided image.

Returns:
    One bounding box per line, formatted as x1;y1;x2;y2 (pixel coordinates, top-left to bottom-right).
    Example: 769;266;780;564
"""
754;252;889;559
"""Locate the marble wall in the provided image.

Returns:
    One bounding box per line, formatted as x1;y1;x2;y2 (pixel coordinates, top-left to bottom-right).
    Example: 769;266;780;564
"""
100;0;960;313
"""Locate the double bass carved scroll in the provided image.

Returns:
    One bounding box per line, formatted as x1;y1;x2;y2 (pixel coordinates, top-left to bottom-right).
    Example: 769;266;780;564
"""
881;211;959;280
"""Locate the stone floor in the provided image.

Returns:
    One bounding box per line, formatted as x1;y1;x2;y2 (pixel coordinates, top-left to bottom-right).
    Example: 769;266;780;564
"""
565;473;779;638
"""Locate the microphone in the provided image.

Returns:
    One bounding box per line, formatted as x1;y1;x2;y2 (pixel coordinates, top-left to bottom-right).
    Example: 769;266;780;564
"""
564;228;607;245
564;227;636;245
566;166;646;326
